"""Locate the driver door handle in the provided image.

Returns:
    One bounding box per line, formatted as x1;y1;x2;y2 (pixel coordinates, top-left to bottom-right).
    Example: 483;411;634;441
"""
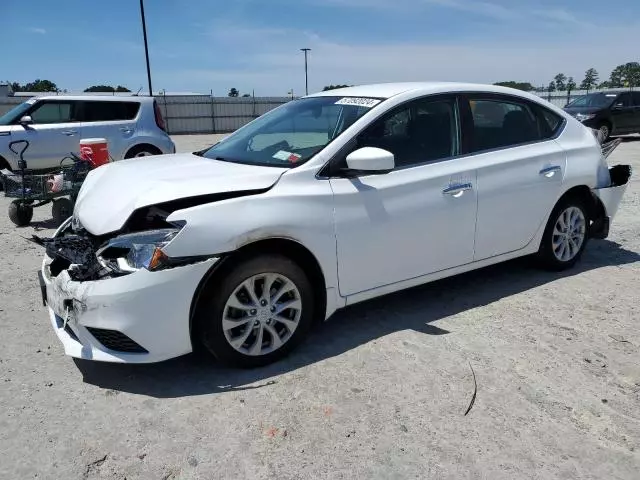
442;183;473;197
539;165;561;178
61;130;77;136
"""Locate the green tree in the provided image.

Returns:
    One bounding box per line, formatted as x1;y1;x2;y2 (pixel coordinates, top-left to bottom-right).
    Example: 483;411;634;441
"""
553;73;567;91
609;62;640;88
322;84;350;91
547;81;556;92
493;81;535;91
242;93;251;97
566;77;577;92
580;68;599;92
598;81;611;89
228;88;239;97
84;85;115;92
12;79;59;92
84;85;132;93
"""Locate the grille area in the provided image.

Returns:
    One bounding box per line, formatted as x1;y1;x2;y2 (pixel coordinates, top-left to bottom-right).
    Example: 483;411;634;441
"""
86;327;148;353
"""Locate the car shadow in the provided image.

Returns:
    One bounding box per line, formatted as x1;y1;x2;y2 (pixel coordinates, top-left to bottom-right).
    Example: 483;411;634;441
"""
617;135;640;143
75;240;640;398
31;218;60;231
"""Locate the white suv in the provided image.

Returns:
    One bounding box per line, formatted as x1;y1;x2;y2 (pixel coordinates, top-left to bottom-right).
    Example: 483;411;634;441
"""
0;95;175;171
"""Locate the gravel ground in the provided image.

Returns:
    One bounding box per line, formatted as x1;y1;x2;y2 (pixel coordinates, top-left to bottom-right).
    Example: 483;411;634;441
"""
1;135;639;480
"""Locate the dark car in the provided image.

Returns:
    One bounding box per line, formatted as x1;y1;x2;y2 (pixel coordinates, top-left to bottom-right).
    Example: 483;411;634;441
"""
564;91;640;140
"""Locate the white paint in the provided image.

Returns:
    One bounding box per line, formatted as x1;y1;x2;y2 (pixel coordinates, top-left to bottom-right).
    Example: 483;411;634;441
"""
44;82;631;364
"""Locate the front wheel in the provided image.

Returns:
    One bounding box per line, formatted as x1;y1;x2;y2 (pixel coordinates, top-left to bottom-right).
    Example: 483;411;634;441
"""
537;197;589;271
8;200;33;226
195;254;315;368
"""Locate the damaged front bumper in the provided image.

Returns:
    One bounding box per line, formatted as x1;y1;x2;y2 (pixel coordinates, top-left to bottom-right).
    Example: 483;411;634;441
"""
591;164;632;239
41;221;219;363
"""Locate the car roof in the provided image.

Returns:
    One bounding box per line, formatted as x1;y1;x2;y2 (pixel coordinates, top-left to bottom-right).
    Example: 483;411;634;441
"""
31;95;153;103
308;81;544;101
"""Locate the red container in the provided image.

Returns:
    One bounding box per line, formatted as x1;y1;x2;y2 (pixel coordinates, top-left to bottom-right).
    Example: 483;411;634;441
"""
79;138;110;167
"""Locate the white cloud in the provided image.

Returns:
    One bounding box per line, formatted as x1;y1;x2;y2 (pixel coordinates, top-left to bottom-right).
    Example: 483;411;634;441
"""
28;27;47;35
156;22;640;95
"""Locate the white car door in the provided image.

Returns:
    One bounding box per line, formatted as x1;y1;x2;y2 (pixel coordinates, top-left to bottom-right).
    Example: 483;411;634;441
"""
10;100;81;170
329;96;478;297
465;96;568;260
79;100;140;159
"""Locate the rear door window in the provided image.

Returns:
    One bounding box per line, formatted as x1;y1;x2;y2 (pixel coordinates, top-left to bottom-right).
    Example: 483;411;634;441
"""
467;97;541;153
631;92;640;107
29;101;76;124
614;93;632;108
81;101;140;122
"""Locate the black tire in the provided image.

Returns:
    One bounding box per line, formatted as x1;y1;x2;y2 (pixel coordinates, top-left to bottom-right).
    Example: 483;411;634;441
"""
537;196;589;271
51;198;73;227
195;254;315;368
8;200;33;227
124;144;162;159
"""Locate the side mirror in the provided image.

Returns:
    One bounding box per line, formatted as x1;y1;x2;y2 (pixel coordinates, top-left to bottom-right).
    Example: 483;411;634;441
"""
19;115;33;126
612;102;624;110
345;147;394;174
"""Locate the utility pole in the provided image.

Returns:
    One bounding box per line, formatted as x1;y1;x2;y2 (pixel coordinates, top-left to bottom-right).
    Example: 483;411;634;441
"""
140;0;153;96
300;48;311;96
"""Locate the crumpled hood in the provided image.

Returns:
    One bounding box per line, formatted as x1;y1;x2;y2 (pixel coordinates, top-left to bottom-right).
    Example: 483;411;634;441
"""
74;153;286;235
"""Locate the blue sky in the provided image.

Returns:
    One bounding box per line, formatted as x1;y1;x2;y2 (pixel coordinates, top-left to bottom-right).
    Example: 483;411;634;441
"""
3;0;639;95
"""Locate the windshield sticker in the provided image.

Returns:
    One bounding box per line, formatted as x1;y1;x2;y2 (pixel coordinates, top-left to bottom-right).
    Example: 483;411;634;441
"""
273;150;301;163
335;97;381;108
605;94;618;97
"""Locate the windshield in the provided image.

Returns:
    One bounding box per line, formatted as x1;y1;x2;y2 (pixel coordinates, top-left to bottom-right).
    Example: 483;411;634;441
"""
201;96;381;167
0;102;32;125
566;93;617;108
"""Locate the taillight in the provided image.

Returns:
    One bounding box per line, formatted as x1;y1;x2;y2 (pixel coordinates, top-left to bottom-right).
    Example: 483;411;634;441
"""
153;100;166;132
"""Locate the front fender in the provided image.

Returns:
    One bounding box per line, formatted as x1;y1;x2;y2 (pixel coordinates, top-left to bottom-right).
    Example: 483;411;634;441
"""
161;177;338;292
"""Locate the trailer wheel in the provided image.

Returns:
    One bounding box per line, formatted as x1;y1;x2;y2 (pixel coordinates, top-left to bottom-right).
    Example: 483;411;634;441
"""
8;200;33;227
52;198;73;227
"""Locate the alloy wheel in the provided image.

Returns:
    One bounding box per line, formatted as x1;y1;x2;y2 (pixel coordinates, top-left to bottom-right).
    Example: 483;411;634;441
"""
222;273;302;356
552;206;586;262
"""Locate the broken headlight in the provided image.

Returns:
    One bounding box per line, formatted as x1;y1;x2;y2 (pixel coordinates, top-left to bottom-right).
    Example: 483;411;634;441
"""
96;227;181;273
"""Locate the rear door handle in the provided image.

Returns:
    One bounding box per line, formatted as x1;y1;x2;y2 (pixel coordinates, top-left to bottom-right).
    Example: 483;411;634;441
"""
539;165;561;178
120;127;133;134
61;130;77;136
442;183;473;197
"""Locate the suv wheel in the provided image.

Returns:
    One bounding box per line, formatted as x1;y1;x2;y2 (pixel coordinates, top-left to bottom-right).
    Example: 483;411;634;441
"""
196;254;315;368
125;145;161;158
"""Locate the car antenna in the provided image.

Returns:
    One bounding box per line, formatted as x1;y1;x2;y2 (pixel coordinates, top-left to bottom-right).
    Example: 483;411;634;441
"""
133;86;143;96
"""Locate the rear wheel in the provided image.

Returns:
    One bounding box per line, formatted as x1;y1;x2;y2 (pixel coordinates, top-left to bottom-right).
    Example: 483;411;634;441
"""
8;200;33;227
125;145;162;158
537;197;589;270
195;254;315;368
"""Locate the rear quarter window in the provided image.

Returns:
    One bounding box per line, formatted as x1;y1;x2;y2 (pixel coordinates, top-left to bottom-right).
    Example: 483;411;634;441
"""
82;101;141;122
537;106;564;139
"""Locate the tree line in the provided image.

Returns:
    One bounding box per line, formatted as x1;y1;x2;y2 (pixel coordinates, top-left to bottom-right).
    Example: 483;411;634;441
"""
495;61;640;93
7;79;132;93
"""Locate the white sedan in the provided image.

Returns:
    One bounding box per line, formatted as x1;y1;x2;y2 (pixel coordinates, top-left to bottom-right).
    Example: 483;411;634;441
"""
37;82;631;368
